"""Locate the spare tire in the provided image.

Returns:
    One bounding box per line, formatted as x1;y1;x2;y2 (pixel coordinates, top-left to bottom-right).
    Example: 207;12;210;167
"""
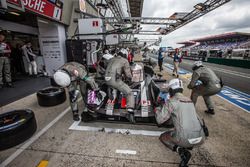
37;87;66;107
0;109;37;150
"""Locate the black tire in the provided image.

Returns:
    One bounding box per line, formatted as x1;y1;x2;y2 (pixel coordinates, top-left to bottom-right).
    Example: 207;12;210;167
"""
0;109;37;150
152;79;167;83
37;87;66;107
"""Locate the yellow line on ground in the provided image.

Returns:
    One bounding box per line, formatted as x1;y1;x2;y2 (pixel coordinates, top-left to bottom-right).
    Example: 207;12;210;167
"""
37;160;49;167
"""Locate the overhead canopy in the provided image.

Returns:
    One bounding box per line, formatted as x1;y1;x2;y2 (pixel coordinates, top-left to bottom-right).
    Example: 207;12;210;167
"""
128;0;144;17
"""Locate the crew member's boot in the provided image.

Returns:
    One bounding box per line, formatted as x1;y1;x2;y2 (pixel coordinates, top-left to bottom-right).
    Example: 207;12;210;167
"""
205;108;215;115
73;110;80;121
127;108;135;124
177;147;191;167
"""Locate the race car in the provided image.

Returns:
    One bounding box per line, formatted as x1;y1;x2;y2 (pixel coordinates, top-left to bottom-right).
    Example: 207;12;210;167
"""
82;61;169;124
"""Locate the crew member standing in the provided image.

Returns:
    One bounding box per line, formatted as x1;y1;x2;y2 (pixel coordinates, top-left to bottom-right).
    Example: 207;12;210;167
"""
22;41;38;77
158;48;164;72
105;48;135;123
172;48;182;78
188;61;223;115
0;33;12;88
155;79;207;167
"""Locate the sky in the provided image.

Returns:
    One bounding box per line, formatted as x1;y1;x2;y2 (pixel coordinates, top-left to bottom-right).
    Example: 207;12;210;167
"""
136;0;250;48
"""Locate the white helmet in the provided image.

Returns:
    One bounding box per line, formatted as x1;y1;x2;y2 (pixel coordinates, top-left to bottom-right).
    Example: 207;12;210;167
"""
192;61;203;70
102;53;114;60
118;48;128;58
168;78;183;90
53;70;71;87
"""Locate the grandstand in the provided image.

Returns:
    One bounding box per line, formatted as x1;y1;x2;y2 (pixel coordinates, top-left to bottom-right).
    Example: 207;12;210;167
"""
178;32;250;60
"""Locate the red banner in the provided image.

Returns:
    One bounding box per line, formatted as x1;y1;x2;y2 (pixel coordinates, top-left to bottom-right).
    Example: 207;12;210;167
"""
7;0;62;21
22;0;61;20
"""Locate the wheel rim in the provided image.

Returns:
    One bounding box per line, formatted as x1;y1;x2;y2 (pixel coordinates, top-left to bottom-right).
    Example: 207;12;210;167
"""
0;111;28;131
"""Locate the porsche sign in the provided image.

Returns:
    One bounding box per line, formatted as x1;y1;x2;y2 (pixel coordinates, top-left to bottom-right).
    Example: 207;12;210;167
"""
6;0;62;20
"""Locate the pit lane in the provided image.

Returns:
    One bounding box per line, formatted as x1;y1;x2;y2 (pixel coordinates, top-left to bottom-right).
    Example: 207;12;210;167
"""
0;56;250;167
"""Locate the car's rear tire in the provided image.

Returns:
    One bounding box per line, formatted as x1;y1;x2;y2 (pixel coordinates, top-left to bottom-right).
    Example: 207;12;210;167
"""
37;87;66;107
0;109;37;150
152;79;167;83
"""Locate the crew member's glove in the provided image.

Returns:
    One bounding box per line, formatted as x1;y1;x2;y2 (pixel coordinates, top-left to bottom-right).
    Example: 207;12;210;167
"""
126;77;133;86
187;84;192;89
107;88;114;100
95;90;103;101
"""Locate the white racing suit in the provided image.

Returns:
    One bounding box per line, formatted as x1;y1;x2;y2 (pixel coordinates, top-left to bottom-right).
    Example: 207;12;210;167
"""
22;45;38;75
105;56;135;110
188;66;222;110
155;93;205;150
60;62;99;115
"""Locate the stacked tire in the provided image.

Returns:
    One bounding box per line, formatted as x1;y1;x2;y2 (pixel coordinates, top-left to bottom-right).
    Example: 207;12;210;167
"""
37;87;66;107
0;110;37;150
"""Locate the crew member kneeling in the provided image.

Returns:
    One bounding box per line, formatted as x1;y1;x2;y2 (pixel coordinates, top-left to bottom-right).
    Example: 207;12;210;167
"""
54;62;101;121
155;79;207;167
188;61;223;115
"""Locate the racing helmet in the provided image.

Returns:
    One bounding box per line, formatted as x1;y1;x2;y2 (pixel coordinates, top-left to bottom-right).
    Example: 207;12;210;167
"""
53;70;71;87
118;48;128;58
192;61;203;70
168;78;183;97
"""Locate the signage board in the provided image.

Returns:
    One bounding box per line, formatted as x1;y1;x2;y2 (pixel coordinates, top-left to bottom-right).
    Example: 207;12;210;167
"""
78;18;104;40
7;0;62;20
22;0;62;20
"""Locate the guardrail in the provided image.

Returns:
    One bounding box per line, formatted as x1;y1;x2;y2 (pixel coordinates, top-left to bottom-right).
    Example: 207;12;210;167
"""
207;57;250;69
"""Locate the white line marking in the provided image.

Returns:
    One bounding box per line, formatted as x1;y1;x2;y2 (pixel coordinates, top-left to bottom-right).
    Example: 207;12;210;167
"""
182;61;250;79
69;123;164;137
68;118;81;130
212;68;250;79
116;149;137;155
0;107;71;167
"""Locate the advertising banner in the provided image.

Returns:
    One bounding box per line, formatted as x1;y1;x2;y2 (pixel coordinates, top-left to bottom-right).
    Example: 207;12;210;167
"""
22;0;61;20
7;0;62;20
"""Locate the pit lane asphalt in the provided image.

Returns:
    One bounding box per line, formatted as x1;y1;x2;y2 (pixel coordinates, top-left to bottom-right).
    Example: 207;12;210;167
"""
1;55;250;167
150;54;250;94
0;94;214;167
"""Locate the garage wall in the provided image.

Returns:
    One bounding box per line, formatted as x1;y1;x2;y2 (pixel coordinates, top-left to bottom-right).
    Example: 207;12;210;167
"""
38;18;67;76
